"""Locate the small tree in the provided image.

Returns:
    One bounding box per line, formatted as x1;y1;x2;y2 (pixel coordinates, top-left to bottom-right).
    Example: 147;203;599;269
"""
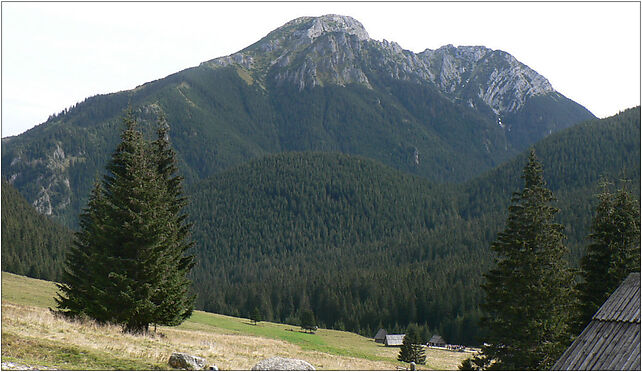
574;180;640;334
250;307;263;325
300;309;317;333
398;324;426;364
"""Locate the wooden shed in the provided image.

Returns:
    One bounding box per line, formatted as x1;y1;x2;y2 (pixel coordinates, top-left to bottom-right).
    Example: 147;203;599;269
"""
374;328;387;343
429;334;446;347
384;334;405;347
553;272;640;370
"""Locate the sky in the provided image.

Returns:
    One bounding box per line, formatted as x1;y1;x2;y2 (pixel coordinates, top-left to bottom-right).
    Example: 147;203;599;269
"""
2;2;640;137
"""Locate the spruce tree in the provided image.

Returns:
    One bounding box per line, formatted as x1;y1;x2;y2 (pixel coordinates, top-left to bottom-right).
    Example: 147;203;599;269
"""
54;111;195;334
250;307;263;325
574;181;640;334
300;309;317;333
398;324;426;364
469;150;574;370
54;181;112;322
147;115;196;327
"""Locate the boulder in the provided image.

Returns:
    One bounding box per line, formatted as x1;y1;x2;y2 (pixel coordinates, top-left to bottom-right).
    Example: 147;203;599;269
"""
251;357;315;371
169;352;208;370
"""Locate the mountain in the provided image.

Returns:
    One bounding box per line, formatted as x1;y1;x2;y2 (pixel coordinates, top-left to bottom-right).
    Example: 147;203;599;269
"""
1;107;638;344
1;14;594;226
184;107;639;345
1;180;73;281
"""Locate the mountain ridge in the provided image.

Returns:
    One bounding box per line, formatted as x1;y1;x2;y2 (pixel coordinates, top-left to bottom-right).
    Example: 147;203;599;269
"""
206;14;558;117
2;14;594;224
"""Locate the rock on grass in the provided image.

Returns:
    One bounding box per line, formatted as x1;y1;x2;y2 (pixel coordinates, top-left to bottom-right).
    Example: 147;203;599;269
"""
251;356;315;371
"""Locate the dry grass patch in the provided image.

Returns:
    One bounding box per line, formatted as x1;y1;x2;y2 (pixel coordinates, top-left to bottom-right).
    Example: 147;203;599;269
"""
1;273;473;370
1;302;398;370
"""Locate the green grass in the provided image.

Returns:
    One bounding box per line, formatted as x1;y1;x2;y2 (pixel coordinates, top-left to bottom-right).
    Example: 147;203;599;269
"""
183;311;391;361
1;272;397;364
1;332;164;370
1;272;58;308
1;271;388;361
1;272;473;370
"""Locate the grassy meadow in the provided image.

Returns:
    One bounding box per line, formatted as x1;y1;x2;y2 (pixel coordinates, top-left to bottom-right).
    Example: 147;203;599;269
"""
1;272;474;370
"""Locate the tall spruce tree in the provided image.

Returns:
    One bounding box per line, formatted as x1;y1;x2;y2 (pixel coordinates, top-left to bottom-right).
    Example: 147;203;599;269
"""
464;150;574;370
574;181;640;334
54;112;195;333
147;115;196;327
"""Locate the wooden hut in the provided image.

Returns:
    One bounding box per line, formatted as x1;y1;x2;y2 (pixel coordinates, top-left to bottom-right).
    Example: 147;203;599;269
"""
374;328;387;343
384;334;405;347
554;272;640;370
429;334;446;347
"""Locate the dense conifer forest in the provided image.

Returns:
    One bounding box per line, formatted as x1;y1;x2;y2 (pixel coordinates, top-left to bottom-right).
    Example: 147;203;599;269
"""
2;107;639;345
1;181;72;281
185;107;640;344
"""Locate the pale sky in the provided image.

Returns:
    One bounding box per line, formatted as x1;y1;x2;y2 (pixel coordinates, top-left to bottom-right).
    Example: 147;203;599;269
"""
2;2;640;137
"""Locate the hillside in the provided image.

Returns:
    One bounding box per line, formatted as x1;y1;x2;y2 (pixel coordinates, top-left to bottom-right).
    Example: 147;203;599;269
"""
1;108;637;346
1;272;473;370
185;107;639;345
461;106;641;260
1;181;73;281
188;152;481;342
1;14;593;226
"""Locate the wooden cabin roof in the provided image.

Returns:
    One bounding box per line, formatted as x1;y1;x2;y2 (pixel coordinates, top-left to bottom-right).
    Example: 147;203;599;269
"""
385;334;405;346
374;328;387;340
554;273;641;370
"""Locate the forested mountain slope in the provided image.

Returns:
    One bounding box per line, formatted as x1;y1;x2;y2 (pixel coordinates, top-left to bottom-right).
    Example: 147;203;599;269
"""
185;107;639;345
461;106;641;261
1;181;73;281
1;15;593;227
1;103;636;345
188;152;483;344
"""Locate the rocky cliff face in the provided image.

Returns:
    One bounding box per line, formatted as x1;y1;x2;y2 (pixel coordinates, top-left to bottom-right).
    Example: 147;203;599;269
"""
420;45;554;115
206;14;556;118
5;142;77;216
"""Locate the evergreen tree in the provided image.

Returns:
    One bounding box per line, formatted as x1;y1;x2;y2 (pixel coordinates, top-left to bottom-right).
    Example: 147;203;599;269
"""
148;115;196;328
54;112;195;333
54;181;112;322
398;324;426;364
300;309;317;333
468;150;574;370
574;181;640;334
250;307;263;325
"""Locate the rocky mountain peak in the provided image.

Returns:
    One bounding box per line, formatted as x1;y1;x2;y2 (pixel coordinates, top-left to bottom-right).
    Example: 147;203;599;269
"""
297;14;370;41
207;15;369;73
206;15;559;116
243;14;369;55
